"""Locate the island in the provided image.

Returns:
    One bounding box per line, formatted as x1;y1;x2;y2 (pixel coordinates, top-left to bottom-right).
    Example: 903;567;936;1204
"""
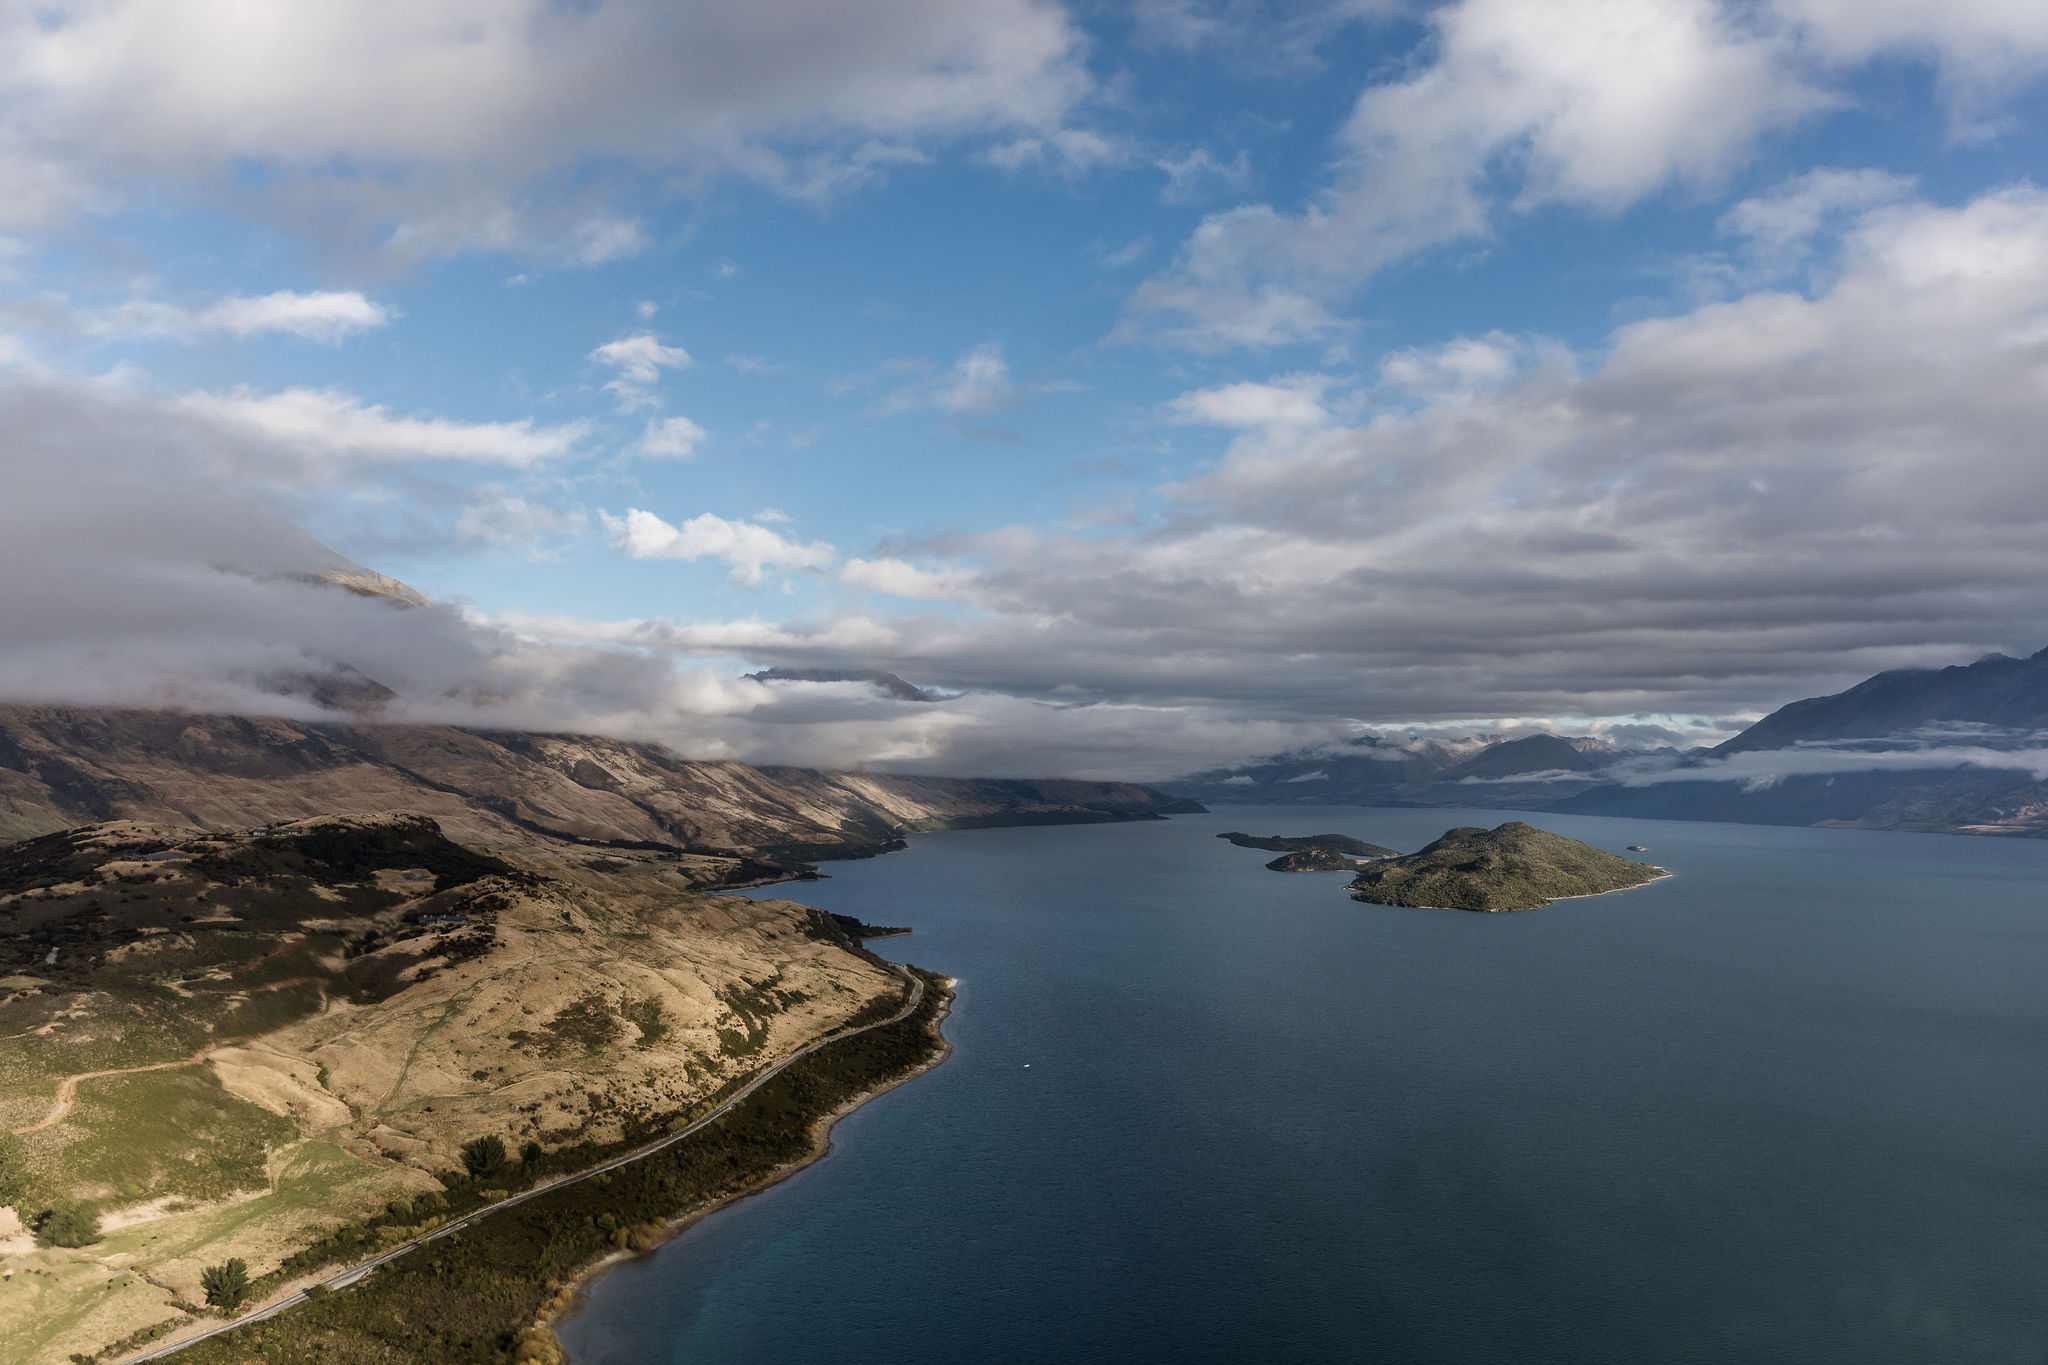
1218;831;1402;858
1346;821;1667;911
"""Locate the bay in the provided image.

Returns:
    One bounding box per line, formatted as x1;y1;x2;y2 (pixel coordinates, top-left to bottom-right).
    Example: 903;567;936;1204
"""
557;807;2048;1364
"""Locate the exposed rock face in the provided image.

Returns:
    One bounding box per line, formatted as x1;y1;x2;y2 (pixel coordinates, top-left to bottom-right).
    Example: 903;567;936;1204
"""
0;704;1204;859
1346;821;1664;911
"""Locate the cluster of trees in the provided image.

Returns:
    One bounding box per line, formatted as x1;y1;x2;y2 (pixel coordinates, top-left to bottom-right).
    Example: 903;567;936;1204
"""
201;1258;250;1313
2;1134;103;1248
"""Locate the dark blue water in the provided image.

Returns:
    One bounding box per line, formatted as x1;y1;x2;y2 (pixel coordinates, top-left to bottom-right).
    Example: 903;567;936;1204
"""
558;807;2048;1364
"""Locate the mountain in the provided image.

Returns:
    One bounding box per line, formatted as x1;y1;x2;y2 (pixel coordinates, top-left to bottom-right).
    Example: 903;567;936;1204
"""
1555;646;2048;836
1711;648;2048;753
1170;645;2048;840
1164;733;1625;809
0;704;1203;867
0;707;1200;1361
1346;822;1665;911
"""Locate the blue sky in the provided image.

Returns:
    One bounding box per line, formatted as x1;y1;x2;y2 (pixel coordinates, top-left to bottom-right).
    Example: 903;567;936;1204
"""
5;0;2048;776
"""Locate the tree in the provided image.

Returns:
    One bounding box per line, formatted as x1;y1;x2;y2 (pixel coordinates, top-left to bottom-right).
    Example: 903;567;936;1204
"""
520;1139;544;1166
461;1134;507;1177
33;1199;100;1247
201;1258;250;1314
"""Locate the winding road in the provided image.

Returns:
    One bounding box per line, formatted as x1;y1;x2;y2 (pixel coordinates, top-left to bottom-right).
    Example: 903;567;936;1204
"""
123;963;927;1362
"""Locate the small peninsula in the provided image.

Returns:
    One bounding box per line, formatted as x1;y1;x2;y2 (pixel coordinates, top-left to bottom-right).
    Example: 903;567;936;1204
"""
1265;847;1370;872
1219;831;1402;858
1347;821;1666;911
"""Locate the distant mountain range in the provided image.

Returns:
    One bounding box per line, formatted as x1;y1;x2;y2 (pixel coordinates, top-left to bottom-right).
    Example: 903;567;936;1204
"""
1165;647;2048;839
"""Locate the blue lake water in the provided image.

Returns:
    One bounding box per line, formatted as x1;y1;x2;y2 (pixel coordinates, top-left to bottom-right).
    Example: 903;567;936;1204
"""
558;807;2048;1364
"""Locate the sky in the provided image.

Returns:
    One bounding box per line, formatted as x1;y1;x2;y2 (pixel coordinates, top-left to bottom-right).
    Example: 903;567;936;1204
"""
3;0;2048;779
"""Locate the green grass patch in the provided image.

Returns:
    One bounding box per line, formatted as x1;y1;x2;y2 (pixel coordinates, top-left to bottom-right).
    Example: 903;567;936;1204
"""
47;1068;298;1206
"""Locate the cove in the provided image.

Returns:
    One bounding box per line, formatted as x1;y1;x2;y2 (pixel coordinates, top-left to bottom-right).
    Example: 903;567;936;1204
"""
558;806;2048;1364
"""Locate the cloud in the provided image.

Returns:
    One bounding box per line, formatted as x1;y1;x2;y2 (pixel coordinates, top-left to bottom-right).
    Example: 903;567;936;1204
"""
454;491;590;555
591;333;692;410
1773;0;2048;101
175;386;589;466
883;342;1056;417
1156;146;1252;203
602;508;836;584
1164;374;1332;429
84;290;392;343
635;184;2048;730
986;127;1129;175
1617;742;2048;788
839;556;982;601
0;0;1092;256
637;415;708;459
1124;0;1821;349
13;183;2048;781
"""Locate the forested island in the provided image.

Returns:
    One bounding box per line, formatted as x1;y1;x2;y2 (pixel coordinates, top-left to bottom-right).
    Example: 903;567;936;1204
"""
1346;822;1666;911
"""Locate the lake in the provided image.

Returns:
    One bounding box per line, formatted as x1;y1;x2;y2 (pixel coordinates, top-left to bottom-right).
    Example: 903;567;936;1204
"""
558;807;2048;1364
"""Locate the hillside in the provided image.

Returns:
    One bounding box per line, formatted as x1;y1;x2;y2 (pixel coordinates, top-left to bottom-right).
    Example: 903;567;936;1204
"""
0;814;906;1363
1713;648;2048;754
1556;646;2048;836
1346;822;1665;911
0;705;1202;865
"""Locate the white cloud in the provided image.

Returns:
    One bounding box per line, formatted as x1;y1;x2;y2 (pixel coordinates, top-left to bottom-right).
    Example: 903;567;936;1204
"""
1125;0;1821;349
0;0;1091;255
176;386;589;465
1716;167;1919;270
839;556;981;601
85;289;392;343
591;332;693;410
637;415;708;459
602;508;837;584
986;127;1128;175
884;342;1040;415
934;342;1017;413
454;491;590;554
1773;0;2048;97
1165;374;1332;429
568;217;649;265
1156;146;1252;202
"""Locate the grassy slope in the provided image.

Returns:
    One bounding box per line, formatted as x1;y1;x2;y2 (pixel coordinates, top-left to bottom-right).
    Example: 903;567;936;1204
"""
1;817;905;1364
168;969;949;1365
1347;821;1663;911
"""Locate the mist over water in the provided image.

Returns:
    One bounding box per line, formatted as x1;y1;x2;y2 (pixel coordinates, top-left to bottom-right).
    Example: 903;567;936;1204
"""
559;808;2048;1364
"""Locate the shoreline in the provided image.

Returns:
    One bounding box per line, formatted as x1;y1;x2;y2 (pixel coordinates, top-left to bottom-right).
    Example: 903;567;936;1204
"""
1355;868;1674;912
546;974;957;1358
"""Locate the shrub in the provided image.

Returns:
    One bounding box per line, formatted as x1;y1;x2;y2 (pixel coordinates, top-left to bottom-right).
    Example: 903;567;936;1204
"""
0;1132;29;1212
460;1135;507;1177
34;1200;101;1248
201;1258;250;1314
520;1140;544;1165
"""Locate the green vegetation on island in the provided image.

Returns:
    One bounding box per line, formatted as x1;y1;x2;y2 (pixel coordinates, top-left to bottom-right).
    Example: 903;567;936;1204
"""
1218;831;1401;858
1264;848;1367;873
1346;822;1665;911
